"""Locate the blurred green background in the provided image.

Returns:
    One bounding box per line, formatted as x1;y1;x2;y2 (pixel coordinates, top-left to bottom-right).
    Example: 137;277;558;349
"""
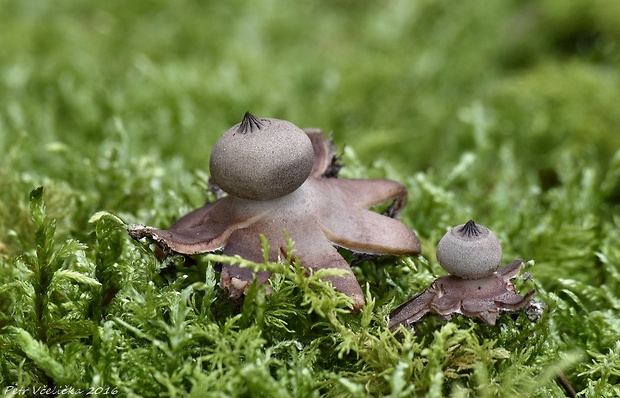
2;0;620;266
1;0;620;269
2;0;619;175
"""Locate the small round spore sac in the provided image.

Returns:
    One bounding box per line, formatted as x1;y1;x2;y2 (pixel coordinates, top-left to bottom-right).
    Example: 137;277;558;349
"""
209;112;315;200
436;220;502;279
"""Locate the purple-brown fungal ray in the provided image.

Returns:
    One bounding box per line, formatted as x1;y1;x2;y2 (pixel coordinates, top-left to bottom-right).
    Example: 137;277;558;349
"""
388;259;538;330
129;128;421;311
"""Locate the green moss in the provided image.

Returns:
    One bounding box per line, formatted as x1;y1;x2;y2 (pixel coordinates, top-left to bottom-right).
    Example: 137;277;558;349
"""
1;0;620;396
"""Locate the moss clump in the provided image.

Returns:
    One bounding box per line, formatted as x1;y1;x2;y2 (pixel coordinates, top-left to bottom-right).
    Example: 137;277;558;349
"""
1;0;620;396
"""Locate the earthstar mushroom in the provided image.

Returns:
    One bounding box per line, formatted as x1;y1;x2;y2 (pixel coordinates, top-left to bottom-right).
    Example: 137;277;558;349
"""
129;112;421;311
389;221;543;329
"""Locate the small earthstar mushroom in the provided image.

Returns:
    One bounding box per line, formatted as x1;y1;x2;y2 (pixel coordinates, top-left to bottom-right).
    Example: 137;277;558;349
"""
128;112;421;312
389;221;544;329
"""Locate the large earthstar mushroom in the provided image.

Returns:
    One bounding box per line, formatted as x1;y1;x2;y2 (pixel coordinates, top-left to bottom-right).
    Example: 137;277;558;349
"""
129;112;421;311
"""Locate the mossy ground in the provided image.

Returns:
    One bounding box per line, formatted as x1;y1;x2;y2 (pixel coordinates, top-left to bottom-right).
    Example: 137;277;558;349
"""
1;0;620;396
